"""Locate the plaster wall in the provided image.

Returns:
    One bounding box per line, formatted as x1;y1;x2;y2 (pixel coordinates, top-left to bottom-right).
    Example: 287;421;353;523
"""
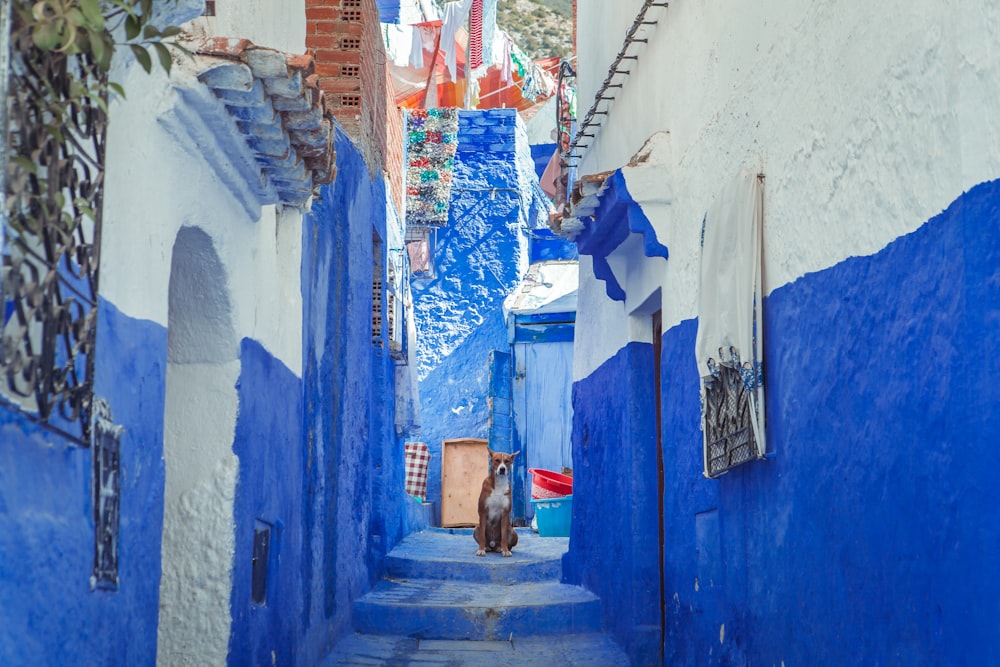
100;54;305;663
567;1;1000;664
0;304;168;666
188;0;307;53
103;59;304;375
574;0;1000;368
412;110;536;513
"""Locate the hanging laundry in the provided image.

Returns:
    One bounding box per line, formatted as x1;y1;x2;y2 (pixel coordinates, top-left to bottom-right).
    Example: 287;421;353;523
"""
384;23;415;67
468;0;484;75
481;0;498;68
440;0;473;82
411;21;441;69
499;31;513;83
696;169;766;476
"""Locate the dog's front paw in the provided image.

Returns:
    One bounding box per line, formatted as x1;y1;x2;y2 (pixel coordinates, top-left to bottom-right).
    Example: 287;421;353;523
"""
501;549;512;557
475;549;486;557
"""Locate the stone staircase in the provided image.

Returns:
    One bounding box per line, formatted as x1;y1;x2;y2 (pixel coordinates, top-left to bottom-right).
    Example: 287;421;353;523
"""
325;528;630;666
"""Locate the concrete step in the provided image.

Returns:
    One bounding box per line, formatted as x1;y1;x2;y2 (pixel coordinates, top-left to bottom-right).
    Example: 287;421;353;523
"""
383;528;566;584
352;578;602;640
325;633;630;666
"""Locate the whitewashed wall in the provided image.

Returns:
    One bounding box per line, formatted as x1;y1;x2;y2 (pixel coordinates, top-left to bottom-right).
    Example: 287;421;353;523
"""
188;0;306;53
102;6;305;658
573;0;1000;379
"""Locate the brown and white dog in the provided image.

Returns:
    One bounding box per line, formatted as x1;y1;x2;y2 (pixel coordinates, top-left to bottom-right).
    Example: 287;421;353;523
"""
474;448;520;557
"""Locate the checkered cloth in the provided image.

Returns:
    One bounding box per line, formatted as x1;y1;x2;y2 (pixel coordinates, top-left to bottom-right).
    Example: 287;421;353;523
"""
404;442;431;501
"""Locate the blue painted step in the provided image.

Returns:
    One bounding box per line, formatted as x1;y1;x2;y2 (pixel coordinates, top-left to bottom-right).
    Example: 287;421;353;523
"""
383;528;566;584
353;579;602;640
325;633;631;666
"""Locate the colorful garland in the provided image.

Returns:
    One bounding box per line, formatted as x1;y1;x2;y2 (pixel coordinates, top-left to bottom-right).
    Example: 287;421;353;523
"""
406;108;459;226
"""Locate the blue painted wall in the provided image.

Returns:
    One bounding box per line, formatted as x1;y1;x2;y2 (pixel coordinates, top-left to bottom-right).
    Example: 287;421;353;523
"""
0;300;167;666
299;125;418;662
228;337;304;666
412;109;536;515
566;179;1000;665
562;341;663;666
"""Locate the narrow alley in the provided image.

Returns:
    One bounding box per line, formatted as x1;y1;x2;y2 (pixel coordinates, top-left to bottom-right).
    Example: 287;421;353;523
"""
2;0;999;665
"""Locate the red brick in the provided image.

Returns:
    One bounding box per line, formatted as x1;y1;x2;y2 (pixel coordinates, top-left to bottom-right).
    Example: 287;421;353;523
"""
305;6;336;20
314;62;339;77
308;34;338;50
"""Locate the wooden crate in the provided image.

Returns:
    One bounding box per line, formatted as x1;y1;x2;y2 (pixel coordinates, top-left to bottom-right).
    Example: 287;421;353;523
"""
440;438;489;528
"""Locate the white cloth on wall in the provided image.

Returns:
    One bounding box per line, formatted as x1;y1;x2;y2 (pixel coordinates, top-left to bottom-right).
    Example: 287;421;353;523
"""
440;0;473;81
695;168;766;457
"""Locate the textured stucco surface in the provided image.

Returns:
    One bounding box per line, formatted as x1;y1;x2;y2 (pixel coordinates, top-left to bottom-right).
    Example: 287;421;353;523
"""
412;110;536;512
567;183;1000;664
571;0;1000;380
0;302;167;666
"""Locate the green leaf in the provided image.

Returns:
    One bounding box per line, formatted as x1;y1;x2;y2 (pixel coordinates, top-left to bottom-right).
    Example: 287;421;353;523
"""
140;0;152;19
109;82;126;99
143;24;159;39
32;21;61;50
129;43;152;73
11;156;39;175
88;91;109;114
92;30;114;71
125;14;140;40
160;25;182;38
31;0;56;22
78;0;105;29
56;22;78;52
152;42;172;75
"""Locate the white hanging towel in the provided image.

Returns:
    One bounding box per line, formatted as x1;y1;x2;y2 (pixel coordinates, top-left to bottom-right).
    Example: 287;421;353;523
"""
695;169;766;472
440;0;473;81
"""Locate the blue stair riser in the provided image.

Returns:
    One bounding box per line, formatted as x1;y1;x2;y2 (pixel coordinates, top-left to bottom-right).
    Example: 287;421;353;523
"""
383;555;563;584
352;598;602;640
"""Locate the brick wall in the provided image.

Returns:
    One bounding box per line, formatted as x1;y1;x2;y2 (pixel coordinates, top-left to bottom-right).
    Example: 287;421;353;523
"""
306;0;363;137
307;0;404;214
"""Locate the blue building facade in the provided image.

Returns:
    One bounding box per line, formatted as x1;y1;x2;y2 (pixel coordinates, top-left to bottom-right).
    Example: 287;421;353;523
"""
562;174;1000;665
410;109;548;518
0;101;421;665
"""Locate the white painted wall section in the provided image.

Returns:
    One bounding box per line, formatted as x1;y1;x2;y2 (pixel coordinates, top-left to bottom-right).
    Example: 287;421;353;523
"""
573;0;1000;372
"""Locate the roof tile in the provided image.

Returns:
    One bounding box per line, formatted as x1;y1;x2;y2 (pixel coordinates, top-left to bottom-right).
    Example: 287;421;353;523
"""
190;37;337;207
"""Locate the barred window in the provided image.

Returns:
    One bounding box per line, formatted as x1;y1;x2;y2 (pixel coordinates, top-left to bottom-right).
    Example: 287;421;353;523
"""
2;14;103;446
372;230;384;347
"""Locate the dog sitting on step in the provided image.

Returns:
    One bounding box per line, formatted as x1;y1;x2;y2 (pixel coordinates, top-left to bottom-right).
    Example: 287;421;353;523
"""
474;449;520;557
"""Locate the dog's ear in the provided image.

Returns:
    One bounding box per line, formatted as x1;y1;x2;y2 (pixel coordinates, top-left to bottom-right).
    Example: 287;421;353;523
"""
511;450;520;459
487;447;495;457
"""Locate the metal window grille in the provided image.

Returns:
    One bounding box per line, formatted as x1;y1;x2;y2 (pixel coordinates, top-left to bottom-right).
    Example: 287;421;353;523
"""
372;231;384;347
703;362;758;477
2;11;103;446
91;398;122;590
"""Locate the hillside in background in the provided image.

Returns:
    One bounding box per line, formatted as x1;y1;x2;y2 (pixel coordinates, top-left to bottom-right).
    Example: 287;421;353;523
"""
498;0;574;61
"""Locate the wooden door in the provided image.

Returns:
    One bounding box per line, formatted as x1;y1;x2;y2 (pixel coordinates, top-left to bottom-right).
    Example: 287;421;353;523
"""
440;438;489;527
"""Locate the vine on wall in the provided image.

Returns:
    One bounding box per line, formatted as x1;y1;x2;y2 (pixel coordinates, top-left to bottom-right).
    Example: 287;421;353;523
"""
2;0;184;442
